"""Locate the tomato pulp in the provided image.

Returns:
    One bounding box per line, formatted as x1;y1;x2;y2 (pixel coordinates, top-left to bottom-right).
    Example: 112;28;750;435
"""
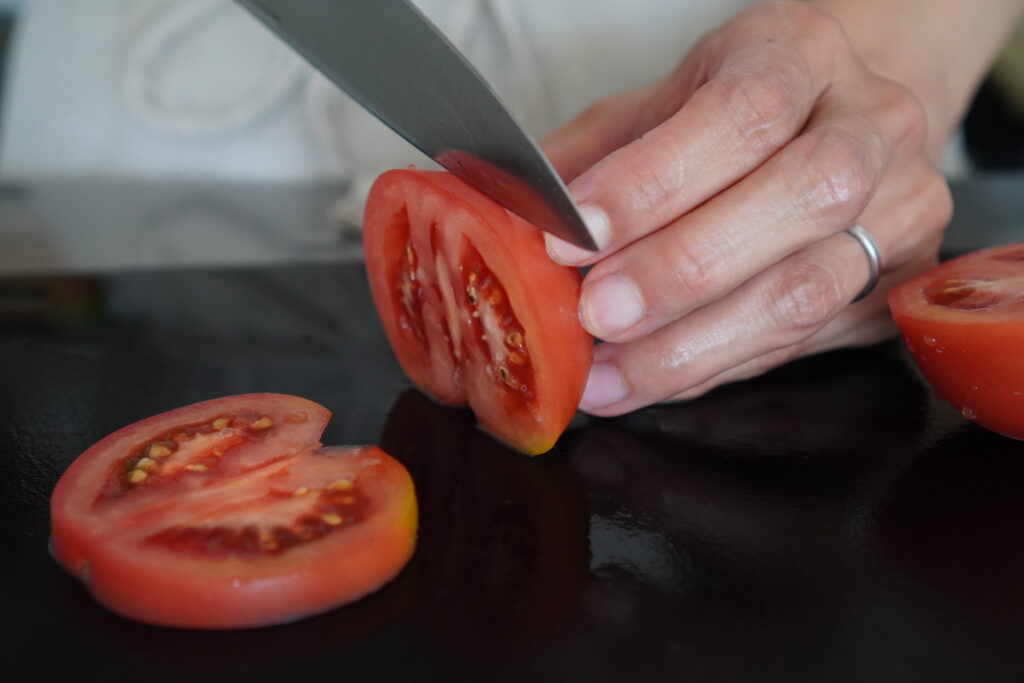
50;394;418;629
888;243;1024;439
363;169;592;455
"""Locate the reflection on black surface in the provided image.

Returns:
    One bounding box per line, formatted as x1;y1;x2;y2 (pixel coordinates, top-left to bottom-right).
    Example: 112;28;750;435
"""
617;344;928;463
380;390;590;665
878;427;1024;631
6;264;1024;683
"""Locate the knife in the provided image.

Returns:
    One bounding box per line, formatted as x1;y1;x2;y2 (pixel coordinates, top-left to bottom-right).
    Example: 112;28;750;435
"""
237;0;598;250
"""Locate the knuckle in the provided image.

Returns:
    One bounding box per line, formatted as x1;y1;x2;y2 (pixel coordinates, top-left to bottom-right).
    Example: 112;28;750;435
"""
716;68;801;154
765;258;844;332
661;231;719;302
615;130;686;214
797;125;880;224
883;81;929;150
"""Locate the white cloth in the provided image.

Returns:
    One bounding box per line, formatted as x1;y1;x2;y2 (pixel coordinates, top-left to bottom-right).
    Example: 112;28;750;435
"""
0;0;757;190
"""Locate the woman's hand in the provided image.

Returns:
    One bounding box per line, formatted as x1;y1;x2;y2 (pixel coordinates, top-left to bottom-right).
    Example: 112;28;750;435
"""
540;1;961;416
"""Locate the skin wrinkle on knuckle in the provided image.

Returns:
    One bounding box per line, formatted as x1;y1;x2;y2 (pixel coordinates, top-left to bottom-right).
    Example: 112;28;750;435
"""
796;125;880;228
766;259;844;334
718;66;801;156
660;227;720;303
612;131;687;215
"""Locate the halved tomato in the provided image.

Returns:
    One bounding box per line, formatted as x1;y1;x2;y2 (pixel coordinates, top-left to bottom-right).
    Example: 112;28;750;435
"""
50;394;417;629
888;242;1024;439
363;169;591;455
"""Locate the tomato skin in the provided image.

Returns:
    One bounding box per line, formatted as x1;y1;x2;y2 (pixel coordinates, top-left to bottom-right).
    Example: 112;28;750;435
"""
364;169;591;455
50;394;417;629
888;243;1024;439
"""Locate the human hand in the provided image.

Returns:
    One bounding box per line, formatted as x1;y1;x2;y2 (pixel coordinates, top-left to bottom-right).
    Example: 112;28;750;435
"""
541;1;953;416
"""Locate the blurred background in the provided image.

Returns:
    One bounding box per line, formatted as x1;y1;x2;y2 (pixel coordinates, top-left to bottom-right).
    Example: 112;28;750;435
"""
0;0;1021;276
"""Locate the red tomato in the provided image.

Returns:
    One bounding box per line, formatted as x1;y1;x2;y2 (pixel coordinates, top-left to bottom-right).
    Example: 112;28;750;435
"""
363;169;591;455
888;242;1024;439
50;394;417;629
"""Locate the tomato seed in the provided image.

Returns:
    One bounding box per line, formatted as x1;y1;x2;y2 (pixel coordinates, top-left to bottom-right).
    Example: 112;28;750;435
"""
293;487;309;497
251;417;273;430
505;330;523;347
327;479;354;491
128;469;148;484
148;443;172;458
212;417;231;430
184;464;207;473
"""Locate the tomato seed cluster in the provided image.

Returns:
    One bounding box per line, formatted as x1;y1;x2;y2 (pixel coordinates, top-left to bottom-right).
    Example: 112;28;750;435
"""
146;478;365;557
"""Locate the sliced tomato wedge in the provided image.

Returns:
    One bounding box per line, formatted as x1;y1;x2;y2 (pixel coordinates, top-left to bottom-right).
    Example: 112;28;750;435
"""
50;394;417;629
363;169;592;455
888;242;1024;439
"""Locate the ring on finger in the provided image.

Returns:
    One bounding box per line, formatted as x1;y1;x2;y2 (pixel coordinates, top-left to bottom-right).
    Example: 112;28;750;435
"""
843;224;881;302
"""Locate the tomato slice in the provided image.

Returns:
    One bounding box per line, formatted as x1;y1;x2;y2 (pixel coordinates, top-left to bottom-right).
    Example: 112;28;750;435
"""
888;242;1024;439
50;394;417;629
363;169;592;455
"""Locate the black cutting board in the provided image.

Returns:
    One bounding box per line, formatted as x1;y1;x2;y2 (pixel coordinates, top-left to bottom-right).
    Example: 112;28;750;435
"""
2;263;1024;683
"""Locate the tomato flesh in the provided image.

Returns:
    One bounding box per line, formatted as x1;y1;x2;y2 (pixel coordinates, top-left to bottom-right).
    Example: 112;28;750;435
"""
364;169;591;454
50;394;418;629
888;243;1024;439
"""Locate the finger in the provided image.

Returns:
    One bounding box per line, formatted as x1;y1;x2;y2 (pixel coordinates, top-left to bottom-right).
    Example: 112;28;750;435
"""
659;158;950;403
577;102;893;343
540;81;670;185
545;8;846;265
666;305;896;402
578;229;878;416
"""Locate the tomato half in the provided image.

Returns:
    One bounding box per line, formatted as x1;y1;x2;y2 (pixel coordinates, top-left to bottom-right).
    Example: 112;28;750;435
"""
363;169;591;455
888;242;1024;439
50;394;417;629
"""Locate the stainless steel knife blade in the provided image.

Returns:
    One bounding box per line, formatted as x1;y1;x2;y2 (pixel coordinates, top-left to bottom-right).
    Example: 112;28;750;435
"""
237;0;597;250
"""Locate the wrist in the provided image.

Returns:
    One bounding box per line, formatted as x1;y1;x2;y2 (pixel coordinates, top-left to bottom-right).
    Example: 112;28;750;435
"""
810;0;1024;157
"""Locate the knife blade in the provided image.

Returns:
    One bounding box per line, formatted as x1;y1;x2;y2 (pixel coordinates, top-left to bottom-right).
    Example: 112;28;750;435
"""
237;0;597;250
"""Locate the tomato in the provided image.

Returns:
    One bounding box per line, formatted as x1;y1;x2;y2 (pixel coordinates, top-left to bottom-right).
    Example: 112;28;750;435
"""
888;242;1024;439
363;168;591;455
50;394;417;629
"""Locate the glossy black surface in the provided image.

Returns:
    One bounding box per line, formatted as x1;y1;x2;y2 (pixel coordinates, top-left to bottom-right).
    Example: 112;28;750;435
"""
2;263;1024;683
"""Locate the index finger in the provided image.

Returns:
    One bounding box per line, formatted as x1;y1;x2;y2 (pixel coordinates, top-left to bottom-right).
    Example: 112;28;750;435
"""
546;7;848;265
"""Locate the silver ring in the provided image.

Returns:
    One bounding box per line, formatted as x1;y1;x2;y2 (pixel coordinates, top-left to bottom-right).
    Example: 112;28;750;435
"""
844;224;881;303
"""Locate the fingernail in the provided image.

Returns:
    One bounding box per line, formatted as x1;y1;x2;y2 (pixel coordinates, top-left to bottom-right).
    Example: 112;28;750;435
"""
581;274;645;337
578;203;611;248
580;362;629;411
544;203;610;264
545;233;595;265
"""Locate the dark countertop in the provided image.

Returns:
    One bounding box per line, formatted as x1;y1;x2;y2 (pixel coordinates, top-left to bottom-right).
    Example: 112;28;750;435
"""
3;258;1024;683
